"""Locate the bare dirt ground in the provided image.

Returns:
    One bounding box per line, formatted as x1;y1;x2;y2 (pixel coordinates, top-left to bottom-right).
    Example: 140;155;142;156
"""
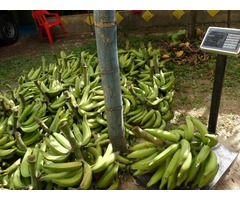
0;29;239;190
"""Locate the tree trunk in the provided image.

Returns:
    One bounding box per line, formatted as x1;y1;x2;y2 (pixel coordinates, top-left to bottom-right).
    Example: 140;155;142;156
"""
227;11;231;28
93;10;127;154
188;10;198;40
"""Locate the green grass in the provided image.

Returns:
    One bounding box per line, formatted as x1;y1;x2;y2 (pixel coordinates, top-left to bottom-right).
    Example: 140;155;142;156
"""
0;56;42;91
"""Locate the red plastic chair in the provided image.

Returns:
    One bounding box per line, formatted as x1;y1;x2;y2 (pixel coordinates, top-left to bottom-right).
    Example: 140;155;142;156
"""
32;10;66;45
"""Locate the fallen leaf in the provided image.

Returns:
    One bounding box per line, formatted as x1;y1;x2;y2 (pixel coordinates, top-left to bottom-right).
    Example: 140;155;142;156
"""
175;50;184;58
162;54;170;59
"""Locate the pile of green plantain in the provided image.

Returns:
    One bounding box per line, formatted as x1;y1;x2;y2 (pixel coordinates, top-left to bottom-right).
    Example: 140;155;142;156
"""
0;43;219;190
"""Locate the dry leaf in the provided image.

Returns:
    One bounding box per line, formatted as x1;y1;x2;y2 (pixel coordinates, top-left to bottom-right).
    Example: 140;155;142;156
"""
175;50;184;58
162;54;170;59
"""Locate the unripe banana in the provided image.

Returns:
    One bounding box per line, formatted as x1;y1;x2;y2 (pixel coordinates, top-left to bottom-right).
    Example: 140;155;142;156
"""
40;150;70;163
191;158;208;188
115;153;132;165
159;100;169;114
21;129;41;146
161;110;174;122
127;146;159;159
183;155;200;187
43;161;83;173
122;94;137;110
0;158;21;175
141;111;157;129
96;114;108;126
78;161;93;190
20;147;32;178
18;103;35;123
52;167;84;188
130;151;159;171
146;162;165;187
130;49;144;58
140;109;155;126
177;152;192;187
177;139;191;167
91;144;116;174
205;133;218;148
72;123;83;145
0;118;8;138
162;148;181;180
81;115;92;146
53;132;72;150
12;167;28;189
123;97;131;115
40;170;77;182
169;129;185;140
152;110;162;128
129;141;156;151
144;128;180;143
195;145;211;167
0;135;9;146
167;169;178;190
0;140;16;149
96;163;119;189
147;79;159;101
203;150;218;177
185;116;194;141
28;66;42;81
149;143;180;169
127;107;146;124
35;141;46;178
190;117;209;144
20;120;41;133
198;162;219;189
107;178;119;190
137;80;151;96
160;76;175;92
43;136;70;155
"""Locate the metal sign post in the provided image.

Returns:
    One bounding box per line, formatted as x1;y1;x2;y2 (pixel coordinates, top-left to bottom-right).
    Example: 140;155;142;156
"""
200;27;240;134
200;26;240;189
208;54;227;134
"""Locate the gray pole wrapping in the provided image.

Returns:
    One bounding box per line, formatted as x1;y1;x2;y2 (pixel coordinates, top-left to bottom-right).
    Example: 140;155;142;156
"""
93;10;127;154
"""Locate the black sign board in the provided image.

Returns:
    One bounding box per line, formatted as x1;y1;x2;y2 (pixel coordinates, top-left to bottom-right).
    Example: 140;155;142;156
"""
200;27;240;55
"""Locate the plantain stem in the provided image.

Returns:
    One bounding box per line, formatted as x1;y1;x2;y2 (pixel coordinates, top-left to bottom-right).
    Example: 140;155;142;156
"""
15;131;28;151
34;116;52;136
63;91;80;122
83;64;89;87
128;85;150;110
57;64;62;82
153;55;160;74
12;107;19;135
0;98;8;117
34;80;50;103
53;53;59;66
27;154;38;190
131;126;165;147
41;56;46;72
60;121;83;161
5;84;17;104
19;93;26;108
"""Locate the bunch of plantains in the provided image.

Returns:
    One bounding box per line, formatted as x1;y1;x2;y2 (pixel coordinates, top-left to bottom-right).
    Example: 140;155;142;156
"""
0;44;218;190
129;116;219;189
